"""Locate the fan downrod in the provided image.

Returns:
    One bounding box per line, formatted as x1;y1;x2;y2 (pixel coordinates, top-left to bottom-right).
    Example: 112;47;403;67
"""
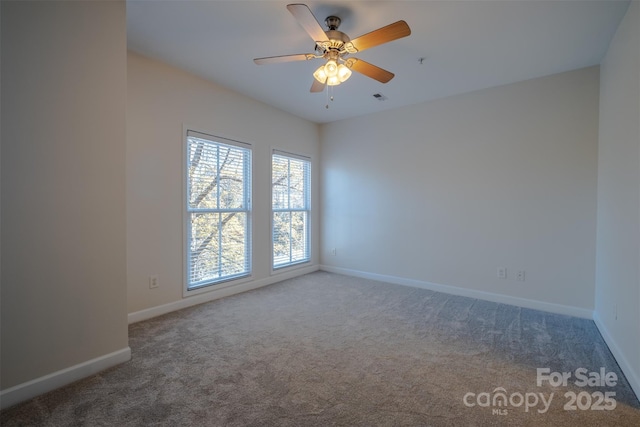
325;16;341;30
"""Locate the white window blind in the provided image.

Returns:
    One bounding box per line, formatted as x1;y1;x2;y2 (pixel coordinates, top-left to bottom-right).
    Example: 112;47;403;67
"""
272;150;311;269
186;130;252;289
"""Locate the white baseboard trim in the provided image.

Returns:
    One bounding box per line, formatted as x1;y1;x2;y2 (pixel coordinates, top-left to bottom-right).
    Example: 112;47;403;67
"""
0;347;131;410
128;264;320;324
320;265;594;319
593;311;640;401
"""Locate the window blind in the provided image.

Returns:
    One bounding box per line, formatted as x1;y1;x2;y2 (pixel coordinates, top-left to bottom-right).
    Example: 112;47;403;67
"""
186;131;252;289
272;150;311;269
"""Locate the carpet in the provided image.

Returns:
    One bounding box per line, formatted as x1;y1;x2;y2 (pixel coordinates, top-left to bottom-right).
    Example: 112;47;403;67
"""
2;271;639;426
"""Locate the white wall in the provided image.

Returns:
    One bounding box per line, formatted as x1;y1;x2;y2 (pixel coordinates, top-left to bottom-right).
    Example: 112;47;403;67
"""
594;1;640;396
1;0;128;396
126;52;320;316
321;67;600;314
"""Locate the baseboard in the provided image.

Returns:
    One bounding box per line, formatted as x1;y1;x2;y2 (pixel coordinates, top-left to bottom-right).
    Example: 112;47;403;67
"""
0;347;131;410
128;264;320;324
593;311;640;401
320;265;593;319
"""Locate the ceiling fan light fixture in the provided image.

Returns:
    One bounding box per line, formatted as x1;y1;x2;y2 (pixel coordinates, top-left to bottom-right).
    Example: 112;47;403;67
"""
324;59;338;77
314;60;351;85
313;65;328;84
337;63;352;82
326;75;341;86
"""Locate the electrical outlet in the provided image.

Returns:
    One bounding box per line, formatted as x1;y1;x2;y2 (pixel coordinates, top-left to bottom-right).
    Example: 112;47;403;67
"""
149;275;159;289
331;248;337;256
497;267;507;279
517;271;525;281
614;303;618;320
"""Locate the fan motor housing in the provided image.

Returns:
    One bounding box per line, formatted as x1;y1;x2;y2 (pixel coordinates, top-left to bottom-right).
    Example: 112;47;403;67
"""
324;30;350;49
314;16;352;53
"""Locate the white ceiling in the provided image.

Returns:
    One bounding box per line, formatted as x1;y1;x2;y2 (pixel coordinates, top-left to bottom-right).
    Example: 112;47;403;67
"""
127;0;629;124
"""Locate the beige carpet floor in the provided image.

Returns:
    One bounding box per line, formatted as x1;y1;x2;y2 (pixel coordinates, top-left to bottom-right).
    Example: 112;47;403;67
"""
1;271;639;426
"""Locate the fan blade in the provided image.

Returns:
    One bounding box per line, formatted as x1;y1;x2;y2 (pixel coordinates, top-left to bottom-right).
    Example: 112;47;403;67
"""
345;58;394;83
310;79;325;93
254;53;315;65
348;20;411;53
287;4;329;43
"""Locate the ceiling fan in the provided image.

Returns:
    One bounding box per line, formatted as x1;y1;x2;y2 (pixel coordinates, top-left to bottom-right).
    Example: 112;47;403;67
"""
254;3;411;93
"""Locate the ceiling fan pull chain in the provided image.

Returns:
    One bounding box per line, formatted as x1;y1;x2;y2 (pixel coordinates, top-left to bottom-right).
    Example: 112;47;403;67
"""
325;85;336;109
325;83;329;109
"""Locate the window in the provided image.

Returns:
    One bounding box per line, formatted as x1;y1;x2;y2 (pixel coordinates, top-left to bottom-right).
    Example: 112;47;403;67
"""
185;130;251;290
272;150;311;269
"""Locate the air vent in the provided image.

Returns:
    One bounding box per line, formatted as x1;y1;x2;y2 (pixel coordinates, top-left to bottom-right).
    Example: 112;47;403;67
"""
372;93;388;101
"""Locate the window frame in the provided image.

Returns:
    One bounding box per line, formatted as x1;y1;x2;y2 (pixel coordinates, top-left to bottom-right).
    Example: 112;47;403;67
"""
183;129;253;295
270;149;312;272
